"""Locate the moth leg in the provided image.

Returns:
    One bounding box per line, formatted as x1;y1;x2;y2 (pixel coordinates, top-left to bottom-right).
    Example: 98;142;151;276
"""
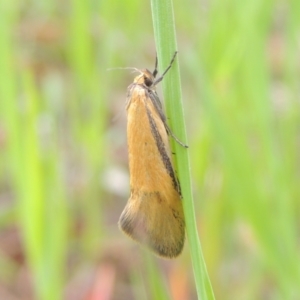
164;123;188;148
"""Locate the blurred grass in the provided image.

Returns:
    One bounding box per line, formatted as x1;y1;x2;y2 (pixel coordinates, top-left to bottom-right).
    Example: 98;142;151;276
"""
0;0;299;299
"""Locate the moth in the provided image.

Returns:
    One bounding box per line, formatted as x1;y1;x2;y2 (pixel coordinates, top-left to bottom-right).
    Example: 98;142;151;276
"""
119;52;187;258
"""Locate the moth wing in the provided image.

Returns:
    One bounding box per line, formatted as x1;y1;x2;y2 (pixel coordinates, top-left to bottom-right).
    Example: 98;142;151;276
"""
120;85;185;258
119;190;185;258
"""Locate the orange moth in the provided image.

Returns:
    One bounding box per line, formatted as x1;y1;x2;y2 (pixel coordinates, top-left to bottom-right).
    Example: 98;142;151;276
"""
119;52;187;258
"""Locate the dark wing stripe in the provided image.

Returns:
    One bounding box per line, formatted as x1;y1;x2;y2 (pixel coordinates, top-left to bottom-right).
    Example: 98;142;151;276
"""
145;100;181;195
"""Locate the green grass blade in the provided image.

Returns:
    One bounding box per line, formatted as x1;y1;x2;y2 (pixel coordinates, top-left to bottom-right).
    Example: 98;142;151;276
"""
151;0;215;299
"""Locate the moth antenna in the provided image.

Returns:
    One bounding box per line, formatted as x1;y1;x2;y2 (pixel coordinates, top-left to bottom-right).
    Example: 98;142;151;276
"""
107;67;142;75
153;51;178;86
153;54;158;78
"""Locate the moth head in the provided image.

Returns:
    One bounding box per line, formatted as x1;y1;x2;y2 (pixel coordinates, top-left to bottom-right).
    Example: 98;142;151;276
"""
133;69;155;87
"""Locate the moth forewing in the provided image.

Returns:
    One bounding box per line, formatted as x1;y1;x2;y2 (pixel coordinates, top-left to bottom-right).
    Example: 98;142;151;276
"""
119;53;186;258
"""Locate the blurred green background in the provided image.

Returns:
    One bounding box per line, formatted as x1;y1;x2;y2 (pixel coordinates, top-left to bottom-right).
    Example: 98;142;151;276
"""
0;0;300;299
